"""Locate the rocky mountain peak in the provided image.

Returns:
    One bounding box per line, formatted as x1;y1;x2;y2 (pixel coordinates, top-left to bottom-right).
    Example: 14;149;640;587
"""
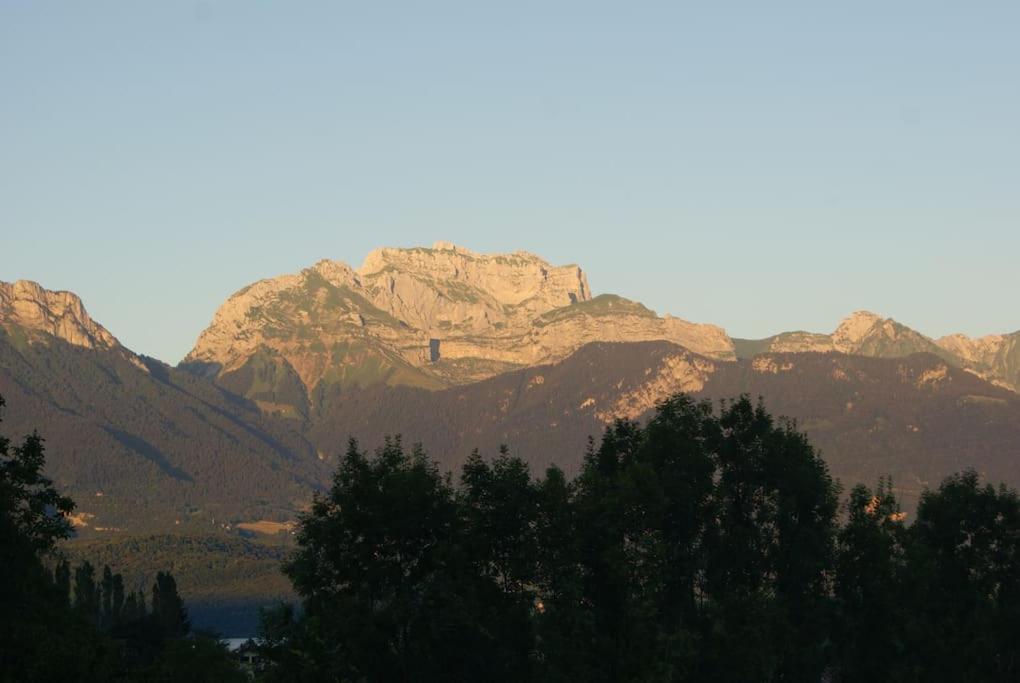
183;244;733;402
0;280;118;350
310;259;359;288
736;310;1020;393
936;332;1007;359
737;309;957;366
825;310;948;360
936;331;1020;391
832;310;886;350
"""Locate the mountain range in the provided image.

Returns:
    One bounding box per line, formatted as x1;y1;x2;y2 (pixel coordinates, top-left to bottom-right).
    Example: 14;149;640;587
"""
4;243;1020;521
3;243;1019;631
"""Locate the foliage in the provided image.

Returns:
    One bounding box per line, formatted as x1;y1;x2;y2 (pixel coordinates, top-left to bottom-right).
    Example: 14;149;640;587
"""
63;532;296;635
266;392;1020;682
899;472;1020;680
564;395;839;681
1;393;117;681
267;396;840;681
0;394;246;681
7;379;1020;681
833;478;909;679
282;437;530;681
0;415;74;553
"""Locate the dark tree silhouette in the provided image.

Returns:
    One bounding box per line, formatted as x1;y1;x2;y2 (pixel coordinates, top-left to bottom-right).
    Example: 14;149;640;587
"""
269;392;1020;681
270;395;844;682
0;395;117;679
834;479;909;680
0;393;242;682
901;471;1020;680
284;437;518;681
152;570;190;639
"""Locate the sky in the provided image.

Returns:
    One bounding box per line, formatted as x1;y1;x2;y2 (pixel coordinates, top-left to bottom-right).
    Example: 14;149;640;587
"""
2;1;1018;364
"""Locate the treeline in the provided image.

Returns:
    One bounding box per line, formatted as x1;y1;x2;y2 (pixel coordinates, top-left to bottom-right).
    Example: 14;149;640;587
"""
257;394;1020;682
52;559;189;653
64;532;295;635
0;395;245;683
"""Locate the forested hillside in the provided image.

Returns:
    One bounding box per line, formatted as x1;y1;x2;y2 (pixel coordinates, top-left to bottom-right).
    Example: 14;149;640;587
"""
307;342;1020;512
0;328;328;531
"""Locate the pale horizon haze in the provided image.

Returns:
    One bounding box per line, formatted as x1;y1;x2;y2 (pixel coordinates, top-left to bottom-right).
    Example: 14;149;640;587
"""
2;2;1018;363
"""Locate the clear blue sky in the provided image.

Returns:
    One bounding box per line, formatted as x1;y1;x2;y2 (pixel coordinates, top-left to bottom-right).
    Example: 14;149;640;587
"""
2;2;1018;363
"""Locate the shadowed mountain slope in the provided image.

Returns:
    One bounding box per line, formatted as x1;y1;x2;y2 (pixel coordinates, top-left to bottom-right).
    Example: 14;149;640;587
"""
306;341;1020;512
0;312;327;533
701;350;1020;510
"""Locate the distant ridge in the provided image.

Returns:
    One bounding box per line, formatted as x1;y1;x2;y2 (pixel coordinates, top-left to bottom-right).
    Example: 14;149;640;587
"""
735;310;1020;391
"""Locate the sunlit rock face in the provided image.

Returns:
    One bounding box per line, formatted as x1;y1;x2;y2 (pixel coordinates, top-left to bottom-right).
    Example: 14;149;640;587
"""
356;242;592;333
184;242;735;403
0;280;119;350
594;350;717;423
734;311;1020;393
754;311;948;358
937;331;1020;392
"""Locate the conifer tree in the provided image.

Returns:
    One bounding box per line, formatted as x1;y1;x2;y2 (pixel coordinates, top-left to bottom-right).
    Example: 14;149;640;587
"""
0;395;117;680
53;559;71;607
101;565;114;626
111;573;125;624
151;571;189;638
74;561;99;622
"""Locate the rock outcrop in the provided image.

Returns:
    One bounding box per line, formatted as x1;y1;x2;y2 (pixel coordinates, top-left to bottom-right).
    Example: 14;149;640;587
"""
594;350;717;423
184;243;734;403
357;242;592;333
748;311;950;358
937;331;1020;391
735;311;1020;393
0;280;119;350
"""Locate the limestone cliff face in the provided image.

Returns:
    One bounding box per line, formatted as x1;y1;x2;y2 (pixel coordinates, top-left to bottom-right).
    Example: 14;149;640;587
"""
594;350;717;423
759;311;948;358
758;331;835;354
357;242;592;334
184;243;735;400
937;331;1020;391
0;280;119;350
